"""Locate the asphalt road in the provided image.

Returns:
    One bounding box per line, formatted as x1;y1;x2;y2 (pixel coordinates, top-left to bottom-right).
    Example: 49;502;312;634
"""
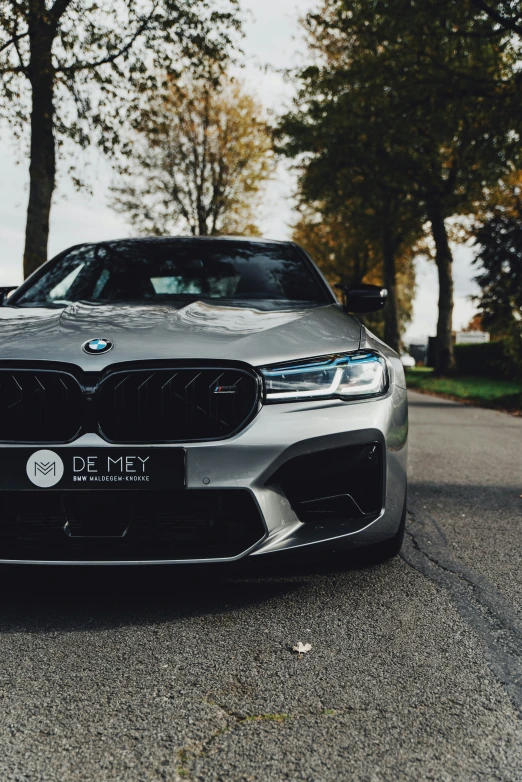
1;391;521;781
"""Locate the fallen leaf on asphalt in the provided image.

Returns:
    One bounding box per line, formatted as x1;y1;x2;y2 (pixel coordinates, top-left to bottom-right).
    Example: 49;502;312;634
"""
293;642;312;658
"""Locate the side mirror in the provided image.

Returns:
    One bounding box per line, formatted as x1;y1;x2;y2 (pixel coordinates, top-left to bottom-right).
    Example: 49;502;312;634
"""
335;283;388;313
0;286;18;305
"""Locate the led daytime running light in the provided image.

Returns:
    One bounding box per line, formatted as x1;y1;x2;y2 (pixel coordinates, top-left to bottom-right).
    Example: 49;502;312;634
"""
260;351;388;402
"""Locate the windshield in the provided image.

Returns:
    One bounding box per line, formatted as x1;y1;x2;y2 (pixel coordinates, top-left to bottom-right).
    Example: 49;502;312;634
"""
11;240;330;308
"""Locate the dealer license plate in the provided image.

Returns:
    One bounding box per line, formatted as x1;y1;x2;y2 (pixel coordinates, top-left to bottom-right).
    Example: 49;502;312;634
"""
1;448;185;491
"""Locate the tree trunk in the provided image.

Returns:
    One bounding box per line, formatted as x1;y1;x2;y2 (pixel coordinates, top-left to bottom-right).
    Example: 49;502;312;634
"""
428;201;456;375
23;16;56;278
382;236;401;354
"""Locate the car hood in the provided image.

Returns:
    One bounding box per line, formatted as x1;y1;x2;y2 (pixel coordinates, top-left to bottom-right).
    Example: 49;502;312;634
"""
0;300;361;370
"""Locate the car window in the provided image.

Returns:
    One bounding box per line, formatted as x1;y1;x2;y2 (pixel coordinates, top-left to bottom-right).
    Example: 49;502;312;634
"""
12;241;329;307
149;274;241;297
48;263;85;301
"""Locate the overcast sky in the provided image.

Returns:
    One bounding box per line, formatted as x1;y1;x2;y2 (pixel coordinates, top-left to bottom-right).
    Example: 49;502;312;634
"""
0;0;478;342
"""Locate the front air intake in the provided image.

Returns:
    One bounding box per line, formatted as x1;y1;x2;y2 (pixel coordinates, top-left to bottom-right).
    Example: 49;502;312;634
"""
266;442;384;528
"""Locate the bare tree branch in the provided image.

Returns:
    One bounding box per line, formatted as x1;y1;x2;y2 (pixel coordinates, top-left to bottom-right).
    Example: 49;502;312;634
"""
55;6;158;74
50;0;74;25
0;30;28;54
11;15;29;75
0;64;26;74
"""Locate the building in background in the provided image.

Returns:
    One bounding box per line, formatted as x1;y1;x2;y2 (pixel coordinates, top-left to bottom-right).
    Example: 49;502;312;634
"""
455;332;490;345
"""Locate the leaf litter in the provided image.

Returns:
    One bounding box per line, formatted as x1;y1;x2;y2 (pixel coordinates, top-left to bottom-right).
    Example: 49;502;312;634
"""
292;642;312;658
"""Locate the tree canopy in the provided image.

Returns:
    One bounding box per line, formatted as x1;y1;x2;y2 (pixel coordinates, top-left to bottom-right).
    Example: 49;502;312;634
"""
111;73;274;237
473;183;522;374
278;0;522;370
293;206;416;345
0;0;241;275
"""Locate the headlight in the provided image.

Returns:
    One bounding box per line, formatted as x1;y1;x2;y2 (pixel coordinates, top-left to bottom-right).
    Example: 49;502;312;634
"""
260;351;388;402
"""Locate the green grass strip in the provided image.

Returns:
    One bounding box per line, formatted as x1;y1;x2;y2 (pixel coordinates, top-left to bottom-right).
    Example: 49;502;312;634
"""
405;368;522;411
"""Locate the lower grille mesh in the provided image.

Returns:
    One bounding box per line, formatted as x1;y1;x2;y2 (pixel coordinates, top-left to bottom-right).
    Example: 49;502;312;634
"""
0;490;265;561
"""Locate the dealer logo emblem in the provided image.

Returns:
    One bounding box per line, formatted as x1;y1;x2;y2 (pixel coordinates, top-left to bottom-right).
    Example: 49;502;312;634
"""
26;449;64;488
83;338;113;355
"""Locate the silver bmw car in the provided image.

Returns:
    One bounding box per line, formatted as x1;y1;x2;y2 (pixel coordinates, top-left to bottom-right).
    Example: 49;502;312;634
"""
0;237;407;565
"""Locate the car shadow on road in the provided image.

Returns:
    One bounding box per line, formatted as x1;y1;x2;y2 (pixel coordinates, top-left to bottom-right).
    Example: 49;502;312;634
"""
0;550;381;635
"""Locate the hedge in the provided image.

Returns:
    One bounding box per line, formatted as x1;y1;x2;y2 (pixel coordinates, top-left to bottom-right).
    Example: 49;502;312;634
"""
454;341;509;379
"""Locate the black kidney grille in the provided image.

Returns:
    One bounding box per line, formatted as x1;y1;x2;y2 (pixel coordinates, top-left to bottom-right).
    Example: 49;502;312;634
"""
0;370;82;443
97;367;260;442
0;364;259;444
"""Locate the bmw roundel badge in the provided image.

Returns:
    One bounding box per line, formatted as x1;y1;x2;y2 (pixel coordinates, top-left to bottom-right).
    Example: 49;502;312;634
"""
82;338;114;355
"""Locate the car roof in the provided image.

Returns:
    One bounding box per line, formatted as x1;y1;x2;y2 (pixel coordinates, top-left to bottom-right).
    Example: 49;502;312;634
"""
89;236;292;248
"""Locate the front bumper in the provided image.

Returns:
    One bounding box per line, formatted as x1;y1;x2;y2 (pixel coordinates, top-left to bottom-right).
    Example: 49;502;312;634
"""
0;386;407;564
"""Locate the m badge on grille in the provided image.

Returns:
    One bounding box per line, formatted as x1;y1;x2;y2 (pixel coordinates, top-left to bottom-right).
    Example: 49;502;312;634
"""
214;386;237;395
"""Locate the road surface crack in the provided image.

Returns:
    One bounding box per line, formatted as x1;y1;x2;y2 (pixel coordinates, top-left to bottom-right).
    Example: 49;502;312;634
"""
403;503;522;716
174;701;409;779
174;702;293;780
